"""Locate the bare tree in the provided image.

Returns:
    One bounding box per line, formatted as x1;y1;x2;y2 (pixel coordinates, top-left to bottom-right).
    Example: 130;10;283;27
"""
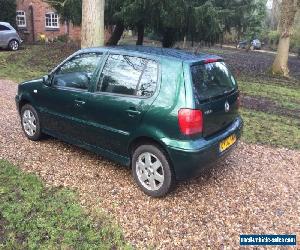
272;0;299;77
81;0;105;48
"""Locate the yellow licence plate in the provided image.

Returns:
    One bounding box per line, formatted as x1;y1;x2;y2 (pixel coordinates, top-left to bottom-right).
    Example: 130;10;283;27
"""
219;134;237;152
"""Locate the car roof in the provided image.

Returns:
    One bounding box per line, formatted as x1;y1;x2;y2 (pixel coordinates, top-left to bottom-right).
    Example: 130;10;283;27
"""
0;22;10;26
81;45;223;64
0;22;14;30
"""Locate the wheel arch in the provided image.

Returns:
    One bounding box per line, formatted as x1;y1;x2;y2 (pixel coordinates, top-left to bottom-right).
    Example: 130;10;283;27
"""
128;136;173;169
18;98;31;114
129;136;166;154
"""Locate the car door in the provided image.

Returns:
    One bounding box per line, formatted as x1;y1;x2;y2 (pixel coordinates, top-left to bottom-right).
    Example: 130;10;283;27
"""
37;52;103;143
0;24;10;46
82;53;160;155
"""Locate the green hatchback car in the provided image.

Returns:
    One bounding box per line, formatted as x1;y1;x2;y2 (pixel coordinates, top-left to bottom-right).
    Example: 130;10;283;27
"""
16;46;243;197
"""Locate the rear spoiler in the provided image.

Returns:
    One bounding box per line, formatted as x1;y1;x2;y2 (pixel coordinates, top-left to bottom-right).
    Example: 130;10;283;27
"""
190;58;224;66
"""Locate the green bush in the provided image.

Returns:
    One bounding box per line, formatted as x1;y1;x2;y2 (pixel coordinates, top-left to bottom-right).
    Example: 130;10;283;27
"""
0;0;16;27
55;34;70;43
290;30;300;55
268;30;280;50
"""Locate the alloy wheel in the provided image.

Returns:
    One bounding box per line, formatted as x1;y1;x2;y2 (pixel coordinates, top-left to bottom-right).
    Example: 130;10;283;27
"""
136;152;165;191
10;40;19;51
22;110;37;137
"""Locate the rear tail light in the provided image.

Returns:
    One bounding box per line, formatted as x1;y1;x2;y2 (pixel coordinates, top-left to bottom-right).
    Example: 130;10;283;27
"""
204;58;219;64
178;109;203;135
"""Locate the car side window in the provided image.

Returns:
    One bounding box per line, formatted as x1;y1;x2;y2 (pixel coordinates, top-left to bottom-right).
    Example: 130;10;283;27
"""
52;52;102;91
0;25;10;31
136;61;158;97
97;55;158;97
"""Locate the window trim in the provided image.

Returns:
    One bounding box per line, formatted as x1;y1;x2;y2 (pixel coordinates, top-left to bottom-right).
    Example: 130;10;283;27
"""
45;12;59;29
95;53;160;99
16;10;26;27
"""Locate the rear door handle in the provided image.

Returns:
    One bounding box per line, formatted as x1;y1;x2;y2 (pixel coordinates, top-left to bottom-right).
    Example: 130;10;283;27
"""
126;107;141;116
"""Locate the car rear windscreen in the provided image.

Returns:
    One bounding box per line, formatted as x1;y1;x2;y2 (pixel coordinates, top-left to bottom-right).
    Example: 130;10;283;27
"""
191;62;237;101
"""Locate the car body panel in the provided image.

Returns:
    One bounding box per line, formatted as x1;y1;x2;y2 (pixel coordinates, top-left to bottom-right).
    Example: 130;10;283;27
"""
0;22;22;48
165;117;243;180
16;46;243;180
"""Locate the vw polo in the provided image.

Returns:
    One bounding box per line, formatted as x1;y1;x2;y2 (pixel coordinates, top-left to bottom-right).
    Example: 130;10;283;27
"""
16;46;243;197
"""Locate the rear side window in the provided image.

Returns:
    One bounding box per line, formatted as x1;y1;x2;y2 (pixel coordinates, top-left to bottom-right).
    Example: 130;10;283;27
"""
97;55;158;97
191;62;237;101
137;61;158;97
0;25;10;31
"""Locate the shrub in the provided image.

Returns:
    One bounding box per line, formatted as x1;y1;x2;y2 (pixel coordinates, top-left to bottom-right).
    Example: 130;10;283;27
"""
55;34;70;43
290;30;300;55
268;30;280;50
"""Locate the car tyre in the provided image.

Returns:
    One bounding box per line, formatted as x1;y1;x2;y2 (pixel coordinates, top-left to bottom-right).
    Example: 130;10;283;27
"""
132;144;176;197
8;39;19;51
21;104;42;141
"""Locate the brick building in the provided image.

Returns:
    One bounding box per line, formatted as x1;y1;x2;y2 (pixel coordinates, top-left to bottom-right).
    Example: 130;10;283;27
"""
16;0;109;43
16;0;81;43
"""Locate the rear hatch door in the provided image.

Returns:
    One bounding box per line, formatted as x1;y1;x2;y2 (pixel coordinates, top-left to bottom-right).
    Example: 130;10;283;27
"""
190;61;239;137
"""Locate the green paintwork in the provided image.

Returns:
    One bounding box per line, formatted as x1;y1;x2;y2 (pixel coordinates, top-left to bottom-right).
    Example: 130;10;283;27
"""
16;46;243;180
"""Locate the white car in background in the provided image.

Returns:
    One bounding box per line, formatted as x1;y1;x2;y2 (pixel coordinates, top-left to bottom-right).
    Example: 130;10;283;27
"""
238;39;262;50
251;39;262;50
0;22;23;51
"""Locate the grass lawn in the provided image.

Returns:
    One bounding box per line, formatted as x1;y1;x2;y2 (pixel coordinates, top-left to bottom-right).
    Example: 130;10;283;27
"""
0;160;131;249
240;108;300;150
0;43;78;82
238;78;300;150
239;80;300;111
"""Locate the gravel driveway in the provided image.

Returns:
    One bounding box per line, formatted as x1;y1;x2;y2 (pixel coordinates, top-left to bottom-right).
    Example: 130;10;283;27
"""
0;80;299;249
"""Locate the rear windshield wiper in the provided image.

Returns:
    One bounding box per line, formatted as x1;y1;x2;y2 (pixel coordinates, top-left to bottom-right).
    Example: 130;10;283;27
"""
199;88;236;103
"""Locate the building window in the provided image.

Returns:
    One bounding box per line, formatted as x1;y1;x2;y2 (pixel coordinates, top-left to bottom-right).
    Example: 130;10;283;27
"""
45;12;59;28
16;11;26;27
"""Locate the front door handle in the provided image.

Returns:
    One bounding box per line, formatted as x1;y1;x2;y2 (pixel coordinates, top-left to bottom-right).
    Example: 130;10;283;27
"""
75;99;86;105
126;107;141;117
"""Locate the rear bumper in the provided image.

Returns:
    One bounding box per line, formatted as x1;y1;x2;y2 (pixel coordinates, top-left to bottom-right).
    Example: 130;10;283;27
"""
165;116;243;180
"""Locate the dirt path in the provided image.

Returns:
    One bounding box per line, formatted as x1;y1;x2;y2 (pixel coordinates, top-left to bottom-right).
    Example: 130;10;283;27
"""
0;80;299;249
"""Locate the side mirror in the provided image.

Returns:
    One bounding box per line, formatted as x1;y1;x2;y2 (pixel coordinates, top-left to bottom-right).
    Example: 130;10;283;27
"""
84;72;92;82
43;75;51;86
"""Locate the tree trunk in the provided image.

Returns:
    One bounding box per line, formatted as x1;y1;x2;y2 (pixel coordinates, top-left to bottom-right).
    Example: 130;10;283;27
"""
66;21;70;39
136;22;145;45
191;33;194;47
162;28;176;48
183;35;187;49
81;0;105;48
106;22;125;46
272;37;290;76
272;0;299;77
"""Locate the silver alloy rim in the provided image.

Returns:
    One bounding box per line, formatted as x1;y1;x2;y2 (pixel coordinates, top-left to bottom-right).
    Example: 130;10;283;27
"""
136;152;164;191
22;110;37;137
10;41;18;50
